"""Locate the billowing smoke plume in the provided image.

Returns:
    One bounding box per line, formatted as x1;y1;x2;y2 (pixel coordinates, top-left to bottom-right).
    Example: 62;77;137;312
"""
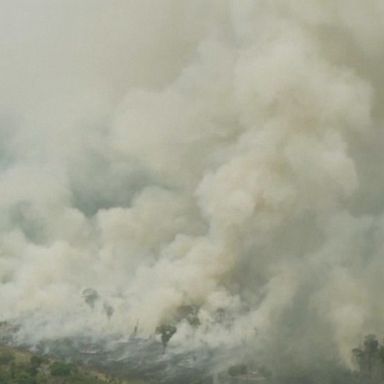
1;0;384;377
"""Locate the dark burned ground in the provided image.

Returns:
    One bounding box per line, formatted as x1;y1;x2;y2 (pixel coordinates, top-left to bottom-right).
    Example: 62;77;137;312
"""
1;323;369;384
37;336;216;384
0;325;215;384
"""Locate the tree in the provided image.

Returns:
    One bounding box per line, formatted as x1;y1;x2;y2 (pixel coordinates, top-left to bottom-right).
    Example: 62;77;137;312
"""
156;324;177;351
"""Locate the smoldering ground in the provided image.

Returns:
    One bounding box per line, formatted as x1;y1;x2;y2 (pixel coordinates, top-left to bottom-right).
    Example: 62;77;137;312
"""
0;1;384;382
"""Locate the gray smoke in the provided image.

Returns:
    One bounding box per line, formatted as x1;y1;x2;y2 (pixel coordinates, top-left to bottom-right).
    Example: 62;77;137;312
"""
1;0;384;377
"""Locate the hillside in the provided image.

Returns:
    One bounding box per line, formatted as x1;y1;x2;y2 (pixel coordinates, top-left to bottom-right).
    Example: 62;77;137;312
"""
0;345;146;384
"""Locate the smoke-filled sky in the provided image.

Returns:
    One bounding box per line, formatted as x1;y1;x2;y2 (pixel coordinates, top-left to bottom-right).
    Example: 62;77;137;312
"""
1;0;384;375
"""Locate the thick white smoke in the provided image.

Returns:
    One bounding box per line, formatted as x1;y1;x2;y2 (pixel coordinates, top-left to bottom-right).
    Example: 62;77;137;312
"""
1;0;384;375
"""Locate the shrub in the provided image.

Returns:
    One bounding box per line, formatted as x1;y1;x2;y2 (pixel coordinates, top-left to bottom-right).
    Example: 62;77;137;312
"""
0;350;15;365
49;361;73;377
14;371;35;384
30;355;43;368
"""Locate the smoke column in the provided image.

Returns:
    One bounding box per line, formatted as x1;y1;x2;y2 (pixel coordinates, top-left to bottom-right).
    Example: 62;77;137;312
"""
1;0;384;377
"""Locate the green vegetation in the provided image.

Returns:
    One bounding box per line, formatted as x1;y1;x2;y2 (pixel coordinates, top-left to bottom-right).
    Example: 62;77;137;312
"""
0;346;142;384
